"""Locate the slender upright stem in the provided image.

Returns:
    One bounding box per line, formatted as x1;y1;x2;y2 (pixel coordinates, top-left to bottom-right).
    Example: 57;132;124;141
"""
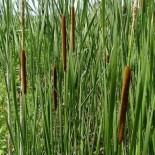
128;0;137;66
6;16;12;155
6;0;12;154
21;0;25;49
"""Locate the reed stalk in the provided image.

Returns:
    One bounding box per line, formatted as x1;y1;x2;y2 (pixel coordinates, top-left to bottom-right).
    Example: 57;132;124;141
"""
6;9;12;155
62;15;67;72
118;66;131;144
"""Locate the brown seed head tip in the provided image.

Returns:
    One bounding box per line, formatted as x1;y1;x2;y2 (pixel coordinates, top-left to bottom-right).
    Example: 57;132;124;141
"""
123;66;131;86
53;65;56;71
21;49;24;53
21;50;26;66
53;65;57;87
71;7;75;15
62;15;66;26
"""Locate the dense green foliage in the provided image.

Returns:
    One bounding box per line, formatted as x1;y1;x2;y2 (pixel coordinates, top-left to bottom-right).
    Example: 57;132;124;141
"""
0;0;155;154
0;69;7;154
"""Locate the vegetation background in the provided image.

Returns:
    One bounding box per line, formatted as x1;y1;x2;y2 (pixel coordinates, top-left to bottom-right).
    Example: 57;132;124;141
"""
0;0;155;154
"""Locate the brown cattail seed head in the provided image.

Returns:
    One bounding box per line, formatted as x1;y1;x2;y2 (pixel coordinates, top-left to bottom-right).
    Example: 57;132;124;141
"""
21;49;26;94
62;15;67;72
118;66;131;144
71;7;75;52
53;65;57;111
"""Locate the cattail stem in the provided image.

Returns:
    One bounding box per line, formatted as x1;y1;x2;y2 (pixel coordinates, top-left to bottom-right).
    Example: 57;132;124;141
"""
53;65;57;110
21;49;27;94
128;0;137;66
62;15;67;72
21;0;25;49
6;24;12;155
118;66;131;144
71;7;75;52
131;1;137;32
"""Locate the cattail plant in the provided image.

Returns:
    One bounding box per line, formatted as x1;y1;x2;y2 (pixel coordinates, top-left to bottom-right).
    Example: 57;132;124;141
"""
20;0;26;154
62;15;67;72
118;66;131;144
20;0;26;94
53;65;57;110
71;7;75;52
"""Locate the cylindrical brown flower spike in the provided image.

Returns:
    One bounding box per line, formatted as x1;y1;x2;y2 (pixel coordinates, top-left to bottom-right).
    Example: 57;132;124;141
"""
118;66;131;144
62;15;67;72
21;49;26;94
71;7;75;52
53;65;57;111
